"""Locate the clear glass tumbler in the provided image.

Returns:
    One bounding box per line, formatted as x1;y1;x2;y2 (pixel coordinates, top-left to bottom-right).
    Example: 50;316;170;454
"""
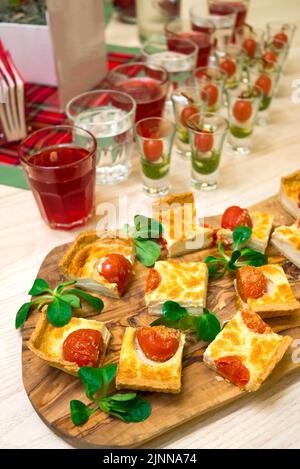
193;65;227;112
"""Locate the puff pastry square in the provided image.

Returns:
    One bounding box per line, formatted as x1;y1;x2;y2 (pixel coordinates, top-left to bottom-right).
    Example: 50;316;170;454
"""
203;309;292;392
280;170;300;219
60;231;135;298
27;310;111;376
152;192;213;257
217;211;274;254
271;221;300;268
145;260;208;316
116;327;185;393
235;264;300;318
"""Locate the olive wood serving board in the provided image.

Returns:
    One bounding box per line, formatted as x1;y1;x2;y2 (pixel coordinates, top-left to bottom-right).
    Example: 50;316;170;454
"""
22;195;300;448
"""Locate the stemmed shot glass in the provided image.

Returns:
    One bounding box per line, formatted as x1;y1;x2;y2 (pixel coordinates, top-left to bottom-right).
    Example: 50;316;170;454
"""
66;90;136;185
193;65;227;112
135;117;175;196
226;83;262;155
186;112;228;191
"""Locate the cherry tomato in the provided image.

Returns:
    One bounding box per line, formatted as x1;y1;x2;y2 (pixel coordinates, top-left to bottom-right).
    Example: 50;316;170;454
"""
273;31;288;49
136;325;180;362
221;206;253;230
157;236;168;258
143;140;163;162
236;266;267;303
63;329;103;367
220;58;237;78
241;309;270;334
146;268;161;293
262;51;277;69
232;100;252;123
100;253;132;296
194;130;214;153
215;356;250;388
242;38;257;58
255;74;272;97
201;83;219;107
180;105;199;127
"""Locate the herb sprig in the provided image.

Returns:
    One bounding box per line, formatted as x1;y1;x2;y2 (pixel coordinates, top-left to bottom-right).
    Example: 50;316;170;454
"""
70;364;151;425
151;301;221;342
124;215;163;267
205;226;268;279
15;278;104;329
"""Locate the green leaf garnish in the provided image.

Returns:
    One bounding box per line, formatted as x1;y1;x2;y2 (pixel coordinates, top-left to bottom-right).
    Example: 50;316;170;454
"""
78;367;104;400
70;400;96;426
162;301;188;321
15;302;33;329
135;239;161;267
197;308;221;341
46;298;72;327
107;396;152;423
28;278;51;296
134;214;163;239
232;226;252;250
67;289;104;312
59;293;81;309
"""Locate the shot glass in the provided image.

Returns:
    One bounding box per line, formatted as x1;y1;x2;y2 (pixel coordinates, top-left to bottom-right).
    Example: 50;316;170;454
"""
217;43;244;89
207;1;236;52
235;24;265;67
193;65;227;111
135;117;175;196
186;112;228;190
66;90;136;185
141;35;198;89
171;86;208;159
266;21;297;59
226;83;262;155
19;126;97;230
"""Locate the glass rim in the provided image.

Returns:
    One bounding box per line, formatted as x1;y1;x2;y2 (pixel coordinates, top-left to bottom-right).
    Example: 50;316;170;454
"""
135;117;175;140
19;124;97;170
207;0;236;15
266;21;297;31
106;61;170;86
235;24;265;37
225;83;263;100
65;89;136;122
165;17;215;35
186;112;229;134
142;34;199;59
194;65;227;82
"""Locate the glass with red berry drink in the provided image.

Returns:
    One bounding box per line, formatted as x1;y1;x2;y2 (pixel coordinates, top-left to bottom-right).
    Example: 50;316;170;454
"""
171;86;208;159
235;24;265;68
217;43;244;89
266;22;297;67
113;0;136;23
186;112;228;190
135;117;175;196
19;126;97;229
226;83;262;155
206;1;236;52
107;62;169;123
208;0;249;35
193;65;227;112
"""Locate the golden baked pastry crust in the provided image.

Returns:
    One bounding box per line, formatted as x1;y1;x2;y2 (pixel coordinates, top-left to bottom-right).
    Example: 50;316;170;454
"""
116;327;185;393
281;170;300;201
27;309;111;376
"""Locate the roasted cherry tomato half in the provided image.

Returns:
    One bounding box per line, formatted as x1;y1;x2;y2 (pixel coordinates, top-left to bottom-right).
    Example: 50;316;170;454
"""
221;206;253;230
272;31;288;49
255;74;272;97
236;266;267;303
232;100;252;123
220;58;237;78
156;236;168;258
180;104;199;127
215;355;250;388
100;253;133;296
201;83;219;107
146;268;161;293
241;309;270;334
143;139;163;162
194;130;214;153
242;38;257;58
136;325;180;362
262;51;277;69
63;329;103;367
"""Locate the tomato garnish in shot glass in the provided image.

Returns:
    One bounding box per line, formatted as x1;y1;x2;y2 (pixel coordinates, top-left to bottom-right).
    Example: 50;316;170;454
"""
262;51;277;69
215;356;250;388
233;100;252;122
143;139;164;162
221;206;253;230
220;58;237;78
195;130;214;153
236;266;268;302
180;104;199;126
100;253;133;295
272;31;288;49
146;268;161;293
136;325;180;362
201;83;219;107
242;38;257;58
63;329;104;367
255;74;272;97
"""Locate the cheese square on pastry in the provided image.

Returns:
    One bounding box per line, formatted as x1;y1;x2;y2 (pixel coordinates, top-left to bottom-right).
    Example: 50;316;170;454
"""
116;327;185;393
145;260;208;316
280;170;300;219
217;211;274;254
60;231;135;298
152;192;213;257
235;264;300;318
27;310;111;376
203;309;292;392
271;221;300;268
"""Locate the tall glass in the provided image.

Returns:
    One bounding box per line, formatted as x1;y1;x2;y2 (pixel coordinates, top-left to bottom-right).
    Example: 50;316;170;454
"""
137;0;181;43
19;126;97;230
142;35;198;89
66;90;136;185
113;0;136;23
107;62;169;122
266;22;297;71
186;112;228;190
235;24;265;66
208;0;249;34
136;117;175;196
207;1;236;52
193;65;227;111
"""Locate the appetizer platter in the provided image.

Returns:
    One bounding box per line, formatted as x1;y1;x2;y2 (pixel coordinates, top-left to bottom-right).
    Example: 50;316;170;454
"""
19;172;300;449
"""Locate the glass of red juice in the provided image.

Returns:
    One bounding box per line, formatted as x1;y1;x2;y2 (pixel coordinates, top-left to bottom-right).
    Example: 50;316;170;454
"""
208;0;249;33
19;125;97;230
113;0;136;24
106;62;169;122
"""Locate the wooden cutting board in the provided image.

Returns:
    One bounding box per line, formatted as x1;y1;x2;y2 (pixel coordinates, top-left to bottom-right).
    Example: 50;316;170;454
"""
21;195;300;449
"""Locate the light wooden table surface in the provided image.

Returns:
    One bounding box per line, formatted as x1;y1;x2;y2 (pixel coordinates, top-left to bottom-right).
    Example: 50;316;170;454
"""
1;0;300;449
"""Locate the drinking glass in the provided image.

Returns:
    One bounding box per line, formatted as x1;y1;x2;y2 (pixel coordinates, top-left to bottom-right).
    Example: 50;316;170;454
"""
207;1;236;52
113;0;136;23
208;0;249;34
135;117;175;196
217;43;244;89
226;83;262;155
235;24;265;66
107;62;169;122
186;112;228;190
266;22;297;54
142;35;198;89
66;90;136;185
137;0;181;42
193;65;227;111
172;86;208;159
19;125;97;230
165;19;215;67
